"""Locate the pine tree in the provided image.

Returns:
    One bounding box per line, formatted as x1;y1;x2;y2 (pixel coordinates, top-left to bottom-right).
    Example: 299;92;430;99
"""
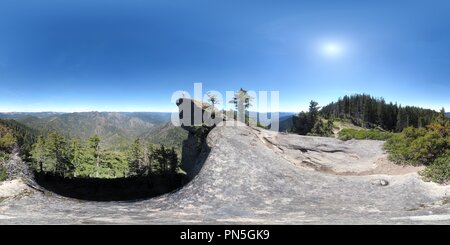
168;147;178;174
292;101;321;135
146;144;154;175
310;119;334;137
437;107;447;124
69;139;84;177
45;133;68;177
229;88;254;123
308;101;319;127
148;145;179;175
128;138;144;176
292;112;309;135
31;136;46;172
206;92;220;110
159;145;167;174
87;135;101;177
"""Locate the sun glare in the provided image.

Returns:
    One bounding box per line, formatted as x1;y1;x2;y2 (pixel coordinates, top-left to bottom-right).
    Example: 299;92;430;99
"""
321;42;343;57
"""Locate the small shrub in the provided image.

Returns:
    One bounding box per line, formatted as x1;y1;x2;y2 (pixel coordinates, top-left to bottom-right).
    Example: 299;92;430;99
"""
421;154;450;184
0;151;10;162
338;129;395;141
309;119;334;137
339;134;352;141
0;165;7;182
385;127;449;165
385;121;450;183
256;121;269;129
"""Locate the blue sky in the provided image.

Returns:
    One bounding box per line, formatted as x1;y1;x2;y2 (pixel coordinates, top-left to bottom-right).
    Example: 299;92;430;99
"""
0;0;449;112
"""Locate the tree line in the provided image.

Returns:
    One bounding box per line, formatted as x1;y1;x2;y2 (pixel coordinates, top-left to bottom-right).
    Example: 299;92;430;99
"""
30;133;180;179
292;101;334;136
320;94;439;131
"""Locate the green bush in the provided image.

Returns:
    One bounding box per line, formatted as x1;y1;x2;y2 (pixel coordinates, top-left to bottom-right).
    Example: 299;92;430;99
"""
0;127;16;152
421;154;450;184
339;134;353;141
0;166;7;182
256;121;269;129
308;119;334;137
384;121;450;183
385;127;449;166
0;151;10;163
338;129;395;141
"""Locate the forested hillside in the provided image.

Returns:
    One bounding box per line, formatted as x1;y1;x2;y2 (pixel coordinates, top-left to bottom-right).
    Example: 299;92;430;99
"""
30;133;181;179
0;119;39;181
0;112;187;180
320;94;439;131
141;122;188;147
16;112;186;150
0;119;38;159
121;112;172;125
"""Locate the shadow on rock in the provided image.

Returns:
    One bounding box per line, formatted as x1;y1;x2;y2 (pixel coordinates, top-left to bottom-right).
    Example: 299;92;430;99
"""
34;173;184;201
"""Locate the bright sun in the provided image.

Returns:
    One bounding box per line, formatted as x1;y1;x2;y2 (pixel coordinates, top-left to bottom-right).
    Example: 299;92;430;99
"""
322;42;343;57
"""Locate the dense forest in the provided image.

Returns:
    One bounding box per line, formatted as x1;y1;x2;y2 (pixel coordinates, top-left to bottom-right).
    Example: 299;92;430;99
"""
292;94;443;136
320;94;439;131
30;133;181;179
0;117;183;182
0;115;187;200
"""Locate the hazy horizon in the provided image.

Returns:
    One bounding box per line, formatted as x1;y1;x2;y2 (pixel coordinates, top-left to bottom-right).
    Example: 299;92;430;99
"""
0;110;299;114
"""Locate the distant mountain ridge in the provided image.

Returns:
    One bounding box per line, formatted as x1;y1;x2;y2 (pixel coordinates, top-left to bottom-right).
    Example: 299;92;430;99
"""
9;112;185;150
446;112;450;118
3;111;297;147
0;112;65;119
